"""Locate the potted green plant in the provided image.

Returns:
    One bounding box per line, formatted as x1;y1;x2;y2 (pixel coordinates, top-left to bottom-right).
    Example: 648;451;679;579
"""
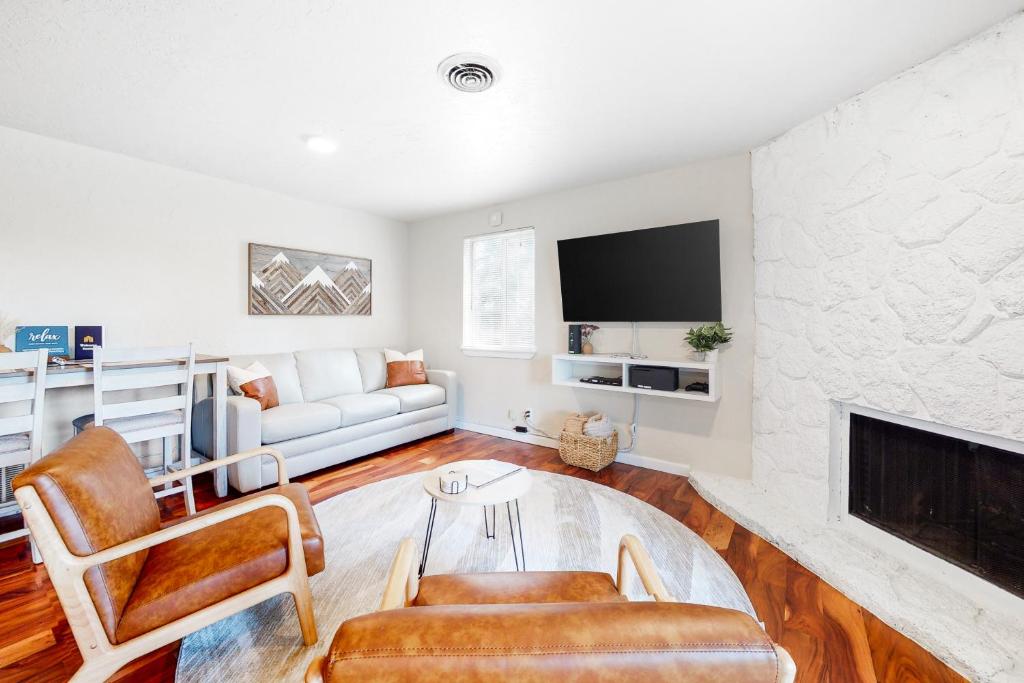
685;322;732;362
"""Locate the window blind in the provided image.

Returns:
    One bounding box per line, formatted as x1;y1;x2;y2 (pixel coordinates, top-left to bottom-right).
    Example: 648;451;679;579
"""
462;227;536;355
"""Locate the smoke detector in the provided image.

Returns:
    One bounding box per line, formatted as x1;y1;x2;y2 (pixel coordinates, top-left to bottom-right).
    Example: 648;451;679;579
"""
438;53;500;93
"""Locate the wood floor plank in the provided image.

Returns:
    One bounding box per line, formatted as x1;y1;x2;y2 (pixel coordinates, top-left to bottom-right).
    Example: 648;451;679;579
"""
0;630;56;668
701;509;736;550
0;429;966;682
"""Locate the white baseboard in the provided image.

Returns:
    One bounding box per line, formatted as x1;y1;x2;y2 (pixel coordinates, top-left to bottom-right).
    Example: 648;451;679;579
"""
456;421;691;477
614;451;691;477
456;420;559;448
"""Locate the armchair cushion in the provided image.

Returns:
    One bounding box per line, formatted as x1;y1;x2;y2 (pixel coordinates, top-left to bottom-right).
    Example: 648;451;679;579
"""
187;482;326;576
13;427;160;644
321;602;780;682
413;571;625;606
118;483;324;642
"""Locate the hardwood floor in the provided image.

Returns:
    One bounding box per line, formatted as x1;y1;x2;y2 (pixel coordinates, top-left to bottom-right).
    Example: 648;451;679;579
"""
0;429;966;682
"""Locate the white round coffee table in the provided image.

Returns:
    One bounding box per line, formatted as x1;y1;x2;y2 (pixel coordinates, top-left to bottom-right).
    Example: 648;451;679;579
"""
419;460;532;577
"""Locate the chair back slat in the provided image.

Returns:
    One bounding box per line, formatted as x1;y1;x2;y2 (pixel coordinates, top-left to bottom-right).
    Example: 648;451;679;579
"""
0;349;46;531
0;382;36;403
117;422;185;445
0;350;48;373
89;343;196;514
99;395;186;422
101;368;189;392
0;414;35;438
92;345;195;427
1;448;31;469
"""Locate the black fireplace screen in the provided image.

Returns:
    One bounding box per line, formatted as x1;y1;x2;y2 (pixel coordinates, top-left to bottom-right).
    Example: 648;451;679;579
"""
849;413;1023;598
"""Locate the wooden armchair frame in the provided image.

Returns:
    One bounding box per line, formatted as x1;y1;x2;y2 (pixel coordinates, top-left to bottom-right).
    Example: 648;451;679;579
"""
310;533;794;683
16;446;317;683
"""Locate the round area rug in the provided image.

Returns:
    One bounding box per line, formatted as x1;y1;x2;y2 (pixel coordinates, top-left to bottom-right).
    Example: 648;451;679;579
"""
176;469;755;681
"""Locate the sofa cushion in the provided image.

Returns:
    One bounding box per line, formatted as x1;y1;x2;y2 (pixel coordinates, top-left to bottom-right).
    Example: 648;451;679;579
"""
319;393;401;427
230;353;303;405
355;348;387;393
260;403;341;444
374;384;446;412
295;348;363;402
116;482;324;642
268;404;450;460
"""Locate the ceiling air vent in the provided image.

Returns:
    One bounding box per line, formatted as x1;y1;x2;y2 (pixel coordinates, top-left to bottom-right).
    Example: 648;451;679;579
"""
438;53;500;93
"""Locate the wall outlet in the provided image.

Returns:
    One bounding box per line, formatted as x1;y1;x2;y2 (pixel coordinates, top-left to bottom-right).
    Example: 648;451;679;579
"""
508;408;532;421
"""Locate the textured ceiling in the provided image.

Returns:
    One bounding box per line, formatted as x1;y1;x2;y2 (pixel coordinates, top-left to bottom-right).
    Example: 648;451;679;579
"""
2;1;1022;221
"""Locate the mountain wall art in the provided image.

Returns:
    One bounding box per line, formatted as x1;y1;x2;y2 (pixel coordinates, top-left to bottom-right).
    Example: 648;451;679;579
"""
248;243;372;315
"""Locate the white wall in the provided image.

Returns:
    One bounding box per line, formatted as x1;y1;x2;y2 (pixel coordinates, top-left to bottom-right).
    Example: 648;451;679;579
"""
0;125;409;447
408;155;754;477
695;13;1024;682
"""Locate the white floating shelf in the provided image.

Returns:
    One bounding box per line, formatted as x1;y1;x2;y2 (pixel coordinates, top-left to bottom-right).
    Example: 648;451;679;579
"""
551;353;720;402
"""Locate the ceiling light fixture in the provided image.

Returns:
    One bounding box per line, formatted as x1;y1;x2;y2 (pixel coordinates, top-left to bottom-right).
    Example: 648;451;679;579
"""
438;53;500;93
303;135;338;154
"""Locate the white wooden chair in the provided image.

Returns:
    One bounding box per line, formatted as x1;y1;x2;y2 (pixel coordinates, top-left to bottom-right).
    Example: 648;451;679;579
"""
74;343;198;514
0;348;48;563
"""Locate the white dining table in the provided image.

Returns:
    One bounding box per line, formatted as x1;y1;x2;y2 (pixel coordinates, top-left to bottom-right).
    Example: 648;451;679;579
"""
0;354;231;496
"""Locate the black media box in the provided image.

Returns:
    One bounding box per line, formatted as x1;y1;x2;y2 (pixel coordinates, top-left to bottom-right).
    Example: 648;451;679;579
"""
568;324;582;354
628;366;679;392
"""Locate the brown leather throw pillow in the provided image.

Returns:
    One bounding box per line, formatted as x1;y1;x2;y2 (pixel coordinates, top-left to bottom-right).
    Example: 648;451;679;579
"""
226;361;280;411
239;375;280;410
386;360;427;388
384;349;428;388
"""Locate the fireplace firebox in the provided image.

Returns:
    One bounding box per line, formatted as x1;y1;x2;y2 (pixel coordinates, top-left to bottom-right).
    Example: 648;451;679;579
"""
848;413;1023;598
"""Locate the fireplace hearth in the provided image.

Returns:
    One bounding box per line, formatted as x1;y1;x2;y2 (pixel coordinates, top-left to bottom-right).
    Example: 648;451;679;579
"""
848;413;1023;598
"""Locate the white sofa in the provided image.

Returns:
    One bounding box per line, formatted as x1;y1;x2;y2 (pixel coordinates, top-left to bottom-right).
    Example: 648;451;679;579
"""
193;348;455;493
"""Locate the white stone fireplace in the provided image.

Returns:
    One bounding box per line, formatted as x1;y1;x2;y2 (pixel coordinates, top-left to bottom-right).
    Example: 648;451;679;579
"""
827;403;1023;611
693;12;1024;682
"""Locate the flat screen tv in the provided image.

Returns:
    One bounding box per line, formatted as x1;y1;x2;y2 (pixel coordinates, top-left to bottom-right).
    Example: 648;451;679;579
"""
557;220;721;322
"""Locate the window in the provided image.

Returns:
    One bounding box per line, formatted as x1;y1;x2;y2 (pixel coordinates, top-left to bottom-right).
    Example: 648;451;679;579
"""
462;227;535;358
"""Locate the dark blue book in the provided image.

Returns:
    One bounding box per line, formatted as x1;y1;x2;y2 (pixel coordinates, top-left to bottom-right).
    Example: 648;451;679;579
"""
75;326;103;360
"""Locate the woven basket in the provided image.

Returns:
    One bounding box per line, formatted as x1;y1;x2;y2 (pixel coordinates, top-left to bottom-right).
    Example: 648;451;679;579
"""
558;429;618;472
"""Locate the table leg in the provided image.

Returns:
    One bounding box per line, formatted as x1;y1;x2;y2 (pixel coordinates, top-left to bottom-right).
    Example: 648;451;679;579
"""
483;504;496;539
515;499;525;569
213;364;227;497
507;499;525;571
418;498;438;578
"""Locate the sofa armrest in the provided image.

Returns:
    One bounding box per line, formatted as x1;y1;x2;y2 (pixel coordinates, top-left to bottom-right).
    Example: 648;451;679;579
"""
426;369;457;428
192;395;264;492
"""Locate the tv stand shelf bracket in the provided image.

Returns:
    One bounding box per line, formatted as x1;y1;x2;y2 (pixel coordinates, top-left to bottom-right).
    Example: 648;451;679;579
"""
550;354;720;403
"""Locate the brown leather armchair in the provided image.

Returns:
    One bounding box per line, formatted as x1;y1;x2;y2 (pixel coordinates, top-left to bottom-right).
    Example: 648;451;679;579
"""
13;426;324;682
306;535;796;682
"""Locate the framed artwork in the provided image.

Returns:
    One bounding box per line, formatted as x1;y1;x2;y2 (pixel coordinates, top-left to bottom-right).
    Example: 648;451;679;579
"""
248;243;372;316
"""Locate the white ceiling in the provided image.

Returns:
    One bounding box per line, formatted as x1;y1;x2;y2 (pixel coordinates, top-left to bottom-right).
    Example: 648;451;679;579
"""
2;1;1022;222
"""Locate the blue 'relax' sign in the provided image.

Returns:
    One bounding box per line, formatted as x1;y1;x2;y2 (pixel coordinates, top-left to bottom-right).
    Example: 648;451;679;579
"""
15;326;70;359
